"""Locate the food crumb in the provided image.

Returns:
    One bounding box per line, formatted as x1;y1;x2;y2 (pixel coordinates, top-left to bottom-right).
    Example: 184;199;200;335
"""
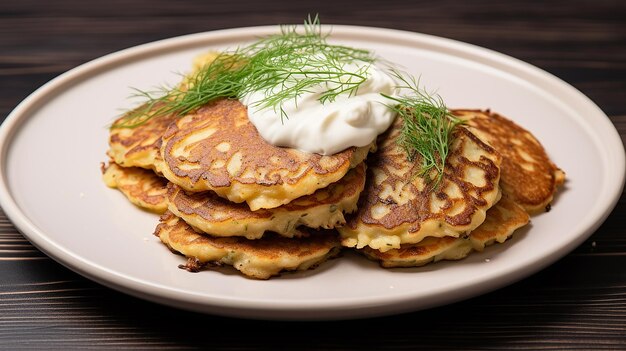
591;241;597;248
484;258;491;263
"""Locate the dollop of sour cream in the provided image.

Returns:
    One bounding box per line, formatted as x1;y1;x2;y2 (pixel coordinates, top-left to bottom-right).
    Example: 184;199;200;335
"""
243;61;398;155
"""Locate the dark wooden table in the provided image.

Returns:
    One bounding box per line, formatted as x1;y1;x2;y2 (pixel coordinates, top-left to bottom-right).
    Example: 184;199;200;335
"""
1;1;625;349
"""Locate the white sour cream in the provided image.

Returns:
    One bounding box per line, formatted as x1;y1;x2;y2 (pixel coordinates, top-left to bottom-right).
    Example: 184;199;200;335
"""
243;61;398;155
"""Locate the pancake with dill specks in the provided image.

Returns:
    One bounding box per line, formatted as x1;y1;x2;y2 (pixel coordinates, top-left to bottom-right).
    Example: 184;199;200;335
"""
101;161;169;214
359;195;529;268
337;117;502;252
106;102;177;172
452;109;565;214
167;163;366;240
158;98;374;211
154;211;342;280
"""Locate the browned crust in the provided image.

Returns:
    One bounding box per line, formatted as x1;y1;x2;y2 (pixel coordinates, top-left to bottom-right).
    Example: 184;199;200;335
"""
168;162;365;222
359;196;530;267
346;118;501;233
155;210;341;254
160;99;360;188
153;211;342;279
101;162;169;213
452;109;565;214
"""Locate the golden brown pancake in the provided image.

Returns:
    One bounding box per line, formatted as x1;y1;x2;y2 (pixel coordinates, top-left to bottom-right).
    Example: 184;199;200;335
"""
452;109;565;214
154;211;342;280
101;162;168;214
359;196;529;268
158;98;374;211
338;117;502;252
167;163;366;239
106;103;177;172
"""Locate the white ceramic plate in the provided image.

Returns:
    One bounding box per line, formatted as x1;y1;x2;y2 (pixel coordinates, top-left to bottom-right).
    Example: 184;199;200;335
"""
1;25;623;321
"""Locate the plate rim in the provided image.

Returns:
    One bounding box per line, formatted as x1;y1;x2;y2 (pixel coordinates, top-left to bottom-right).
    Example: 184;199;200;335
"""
0;24;624;320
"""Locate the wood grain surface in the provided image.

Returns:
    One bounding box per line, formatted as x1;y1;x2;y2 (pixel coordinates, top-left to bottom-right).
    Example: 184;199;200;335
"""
1;0;625;349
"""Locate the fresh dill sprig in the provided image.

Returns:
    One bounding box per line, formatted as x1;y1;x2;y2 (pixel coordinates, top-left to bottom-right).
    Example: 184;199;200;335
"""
382;69;463;187
112;14;376;128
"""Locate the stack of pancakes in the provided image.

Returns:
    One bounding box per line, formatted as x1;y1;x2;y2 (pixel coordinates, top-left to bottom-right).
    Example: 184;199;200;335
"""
103;97;374;279
101;55;565;279
338;109;565;267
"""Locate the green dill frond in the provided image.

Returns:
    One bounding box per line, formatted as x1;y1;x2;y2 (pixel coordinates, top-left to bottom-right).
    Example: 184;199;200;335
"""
112;15;377;128
382;69;464;187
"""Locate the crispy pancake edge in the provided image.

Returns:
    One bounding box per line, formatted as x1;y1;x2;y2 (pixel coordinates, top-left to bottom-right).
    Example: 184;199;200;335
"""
101;161;168;214
358;195;529;268
106;103;177;172
154;211;342;280
168;163;367;239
